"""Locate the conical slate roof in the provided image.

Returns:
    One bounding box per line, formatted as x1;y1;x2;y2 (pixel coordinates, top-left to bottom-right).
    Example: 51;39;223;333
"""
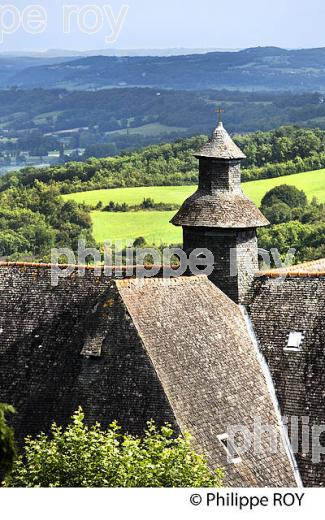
195;122;246;160
171;190;269;228
172;119;267;228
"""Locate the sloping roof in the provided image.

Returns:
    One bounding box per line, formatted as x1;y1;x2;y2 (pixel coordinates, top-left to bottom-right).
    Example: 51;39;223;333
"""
171;190;269;228
260;258;325;277
0;265;179;442
195;122;246;160
0;265;296;487
117;275;297;487
249;275;325;487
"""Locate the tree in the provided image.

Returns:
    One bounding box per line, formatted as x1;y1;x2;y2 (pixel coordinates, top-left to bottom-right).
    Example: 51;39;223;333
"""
4;408;223;488
141;197;155;209
0;183;95;259
133;236;147;248
262;202;292;225
0;403;16;477
0;230;30;256
258;221;325;263
261;184;307;209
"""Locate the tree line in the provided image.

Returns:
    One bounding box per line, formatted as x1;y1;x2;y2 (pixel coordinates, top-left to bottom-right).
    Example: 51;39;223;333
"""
1;126;325;195
0;127;324;262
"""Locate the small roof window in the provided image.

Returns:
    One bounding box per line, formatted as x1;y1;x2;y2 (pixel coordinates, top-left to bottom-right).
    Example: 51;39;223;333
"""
218;433;242;464
284;332;304;352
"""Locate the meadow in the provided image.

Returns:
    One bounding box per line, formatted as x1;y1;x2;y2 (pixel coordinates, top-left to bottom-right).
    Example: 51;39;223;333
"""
63;168;325;244
92;211;181;244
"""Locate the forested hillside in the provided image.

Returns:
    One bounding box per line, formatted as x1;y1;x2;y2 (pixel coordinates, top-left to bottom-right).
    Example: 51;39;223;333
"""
0;126;324;262
2;89;325;159
0;183;94;259
2;126;325;194
8;47;325;91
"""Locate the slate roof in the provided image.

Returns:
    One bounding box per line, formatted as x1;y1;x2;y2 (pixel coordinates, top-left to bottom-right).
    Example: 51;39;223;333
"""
0;265;297;487
195;122;247;160
171;190;269;228
172;120;268;229
118;276;297;487
260;258;325;277
249;273;325;487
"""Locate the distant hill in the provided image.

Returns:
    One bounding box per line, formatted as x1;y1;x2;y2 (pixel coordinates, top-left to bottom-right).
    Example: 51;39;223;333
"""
0;56;79;86
0;48;232;58
3;89;325;159
3;88;325;159
5;46;325;91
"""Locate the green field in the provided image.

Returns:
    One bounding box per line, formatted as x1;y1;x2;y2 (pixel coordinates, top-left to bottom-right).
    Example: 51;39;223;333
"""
92;210;181;244
63;168;325;244
65;186;196;207
107;122;186;137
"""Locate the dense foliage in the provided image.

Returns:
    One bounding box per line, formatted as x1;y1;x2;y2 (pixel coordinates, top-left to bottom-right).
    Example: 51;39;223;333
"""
261;184;308;209
2;87;325;160
259;221;325;264
0;182;95;258
0;403;16;477
4;408;223;488
0;126;324;263
258;185;325;263
2;126;325;195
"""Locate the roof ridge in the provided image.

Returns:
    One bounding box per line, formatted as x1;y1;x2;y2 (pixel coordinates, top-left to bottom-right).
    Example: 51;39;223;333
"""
0;262;180;271
116;275;208;288
259;258;325;277
258;271;325;278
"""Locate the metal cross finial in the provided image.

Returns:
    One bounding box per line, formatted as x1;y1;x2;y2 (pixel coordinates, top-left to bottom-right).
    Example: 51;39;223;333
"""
216;107;224;124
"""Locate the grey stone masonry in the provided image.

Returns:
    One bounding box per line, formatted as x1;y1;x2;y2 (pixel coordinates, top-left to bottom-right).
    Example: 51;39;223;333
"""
183;227;258;304
0;265;178;442
172;119;269;303
198;158;242;193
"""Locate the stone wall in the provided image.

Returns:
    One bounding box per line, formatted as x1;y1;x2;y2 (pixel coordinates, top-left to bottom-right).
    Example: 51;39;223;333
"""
198;158;242;193
183;226;258;304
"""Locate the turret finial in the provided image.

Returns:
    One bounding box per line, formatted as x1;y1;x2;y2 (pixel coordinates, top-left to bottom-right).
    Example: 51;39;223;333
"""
216;107;224;125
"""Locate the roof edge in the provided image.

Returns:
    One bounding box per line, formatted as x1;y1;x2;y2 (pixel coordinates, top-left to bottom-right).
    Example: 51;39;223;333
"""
257;271;325;279
258;258;325;278
0;261;180;272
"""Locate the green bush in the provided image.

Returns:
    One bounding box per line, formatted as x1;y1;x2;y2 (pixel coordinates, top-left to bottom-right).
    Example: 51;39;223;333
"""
4;408;224;488
262;202;292;225
259;186;324;263
261;184;307;209
258;221;325;263
0;403;16;477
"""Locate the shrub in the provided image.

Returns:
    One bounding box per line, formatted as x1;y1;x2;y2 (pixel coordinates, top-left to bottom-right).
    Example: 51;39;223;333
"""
4;408;224;488
0;403;16;477
261;184;307;209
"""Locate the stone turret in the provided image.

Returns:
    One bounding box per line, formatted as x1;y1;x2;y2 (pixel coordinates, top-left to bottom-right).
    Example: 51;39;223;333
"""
172;120;269;304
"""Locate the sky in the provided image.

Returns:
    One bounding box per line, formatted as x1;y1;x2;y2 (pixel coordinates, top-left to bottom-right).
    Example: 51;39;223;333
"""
1;0;325;52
